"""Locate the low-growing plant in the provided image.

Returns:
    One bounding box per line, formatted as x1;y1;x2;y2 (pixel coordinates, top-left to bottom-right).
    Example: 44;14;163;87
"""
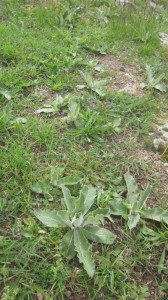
67;98;80;124
0;90;12;131
123;284;150;300
141;65;167;92
77;71;108;97
0;101;26;132
75;108;121;138
88;59;105;72
57;3;83;28
35;94;81;125
0;89;11;101
0;102;12;125
50;166;81;187
34;185;116;277
35;95;69;114
109;172;168;229
31;166;81;199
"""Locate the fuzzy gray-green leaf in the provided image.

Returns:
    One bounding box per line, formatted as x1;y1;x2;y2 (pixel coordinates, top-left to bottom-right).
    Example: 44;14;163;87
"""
31;181;51;195
0;89;11;100
60;229;76;260
73;214;84;227
124;172;139;208
74;228;95;277
84;208;109;226
83;226;116;244
50;166;64;186
67;100;80;122
78;186;97;215
61;186;74;212
141;208;168;225
146;64;153;84
35;106;56;114
83;215;104;226
154;83;167;92
59;176;81;187
34;210;71;228
138;184;152;210
109;198;128;216
127;213;140;230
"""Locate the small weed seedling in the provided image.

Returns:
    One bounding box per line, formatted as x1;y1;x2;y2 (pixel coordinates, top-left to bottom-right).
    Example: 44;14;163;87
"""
0;102;26;132
50;166;81;187
35;94;80;125
67;98;80;124
34;185;116;277
75;108;121;138
123;284;150;300
109;172;168;229
141;65;167;92
77;71;108;97
31;167;81;199
0;89;11;101
35;95;69;114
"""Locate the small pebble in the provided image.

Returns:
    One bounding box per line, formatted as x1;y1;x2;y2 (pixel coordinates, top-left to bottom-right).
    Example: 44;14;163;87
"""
150;121;168;153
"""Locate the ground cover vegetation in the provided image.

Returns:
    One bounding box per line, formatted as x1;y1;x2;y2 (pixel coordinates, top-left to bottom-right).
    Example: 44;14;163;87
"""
0;0;168;299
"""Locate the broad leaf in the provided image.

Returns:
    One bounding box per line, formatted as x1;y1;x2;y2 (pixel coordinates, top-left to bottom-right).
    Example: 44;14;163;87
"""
153;73;165;86
74;228;95;277
109;198;128;216
138;184;152;210
76;84;86;90
56;211;72;228
50;166;64;186
84;208;110;226
83;226;116;244
146;65;153;84
73;214;84;227
59;176;81;186
2;102;12;117
0;89;11;100
52;95;68;110
78;186;97;215
84;215;105;226
124;172;139;208
127;213;140;230
31;181;51;195
140;82;147;89
112;118;121;128
154;84;167;92
34;210;71;228
60;229;76;259
67;100;80;122
35;105;56;114
141;226;160;241
31;182;43;194
61;186;74;212
80;72;93;88
86;208;110;217
10;117;27;124
141;208;168;225
80;72;106;96
92;87;105;97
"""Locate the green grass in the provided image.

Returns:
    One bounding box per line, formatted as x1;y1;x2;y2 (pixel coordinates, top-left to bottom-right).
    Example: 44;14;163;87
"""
1;0;168;299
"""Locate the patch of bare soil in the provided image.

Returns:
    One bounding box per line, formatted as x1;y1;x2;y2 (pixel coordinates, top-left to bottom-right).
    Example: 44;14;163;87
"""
100;55;144;97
